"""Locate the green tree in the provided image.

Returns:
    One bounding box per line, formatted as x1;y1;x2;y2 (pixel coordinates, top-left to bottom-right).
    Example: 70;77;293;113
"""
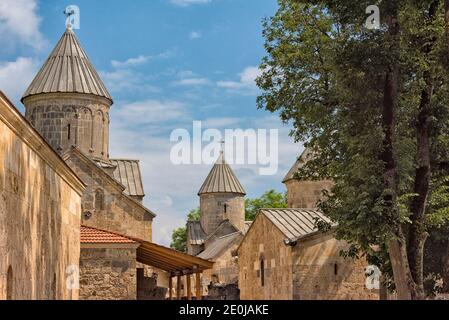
170;208;200;252
245;189;287;220
257;0;449;299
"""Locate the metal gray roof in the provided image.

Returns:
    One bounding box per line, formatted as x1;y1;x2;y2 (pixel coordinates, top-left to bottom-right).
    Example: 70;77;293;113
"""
282;148;315;183
109;159;145;197
22;26;112;103
198;152;246;195
197;232;242;260
260;208;335;241
187;221;206;245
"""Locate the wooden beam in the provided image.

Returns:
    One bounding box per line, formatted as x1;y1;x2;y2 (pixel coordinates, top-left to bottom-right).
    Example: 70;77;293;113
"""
176;274;181;300
186;274;192;300
196;272;201;300
169;276;173;300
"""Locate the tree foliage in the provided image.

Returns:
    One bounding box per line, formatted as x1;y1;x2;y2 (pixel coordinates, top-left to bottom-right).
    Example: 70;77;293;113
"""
245;189;287;220
170;208;200;252
257;0;449;299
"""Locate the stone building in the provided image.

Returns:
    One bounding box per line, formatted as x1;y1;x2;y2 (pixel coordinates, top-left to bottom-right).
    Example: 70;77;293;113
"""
237;149;379;300
14;25;214;300
186;152;251;298
0;91;85;300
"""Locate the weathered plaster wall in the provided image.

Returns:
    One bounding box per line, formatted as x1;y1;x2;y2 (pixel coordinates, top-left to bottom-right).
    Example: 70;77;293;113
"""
292;233;379;300
238;215;293;300
79;246;137;300
0;97;83;300
200;193;245;235
65;154;153;242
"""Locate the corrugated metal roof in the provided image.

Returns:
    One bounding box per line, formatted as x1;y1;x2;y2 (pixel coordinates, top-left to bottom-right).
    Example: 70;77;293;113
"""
260;208;335;241
197;232;242;260
22;26;112;103
187;221;206;245
109;159;145;197
198;152;246;195
282;148;315;183
81;226;137;244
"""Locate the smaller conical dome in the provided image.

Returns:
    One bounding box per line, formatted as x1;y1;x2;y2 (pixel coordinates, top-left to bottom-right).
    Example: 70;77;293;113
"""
21;26;112;103
198;152;246;195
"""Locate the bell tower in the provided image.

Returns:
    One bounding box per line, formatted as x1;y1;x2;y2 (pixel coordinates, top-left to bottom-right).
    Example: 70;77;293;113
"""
198;152;246;235
21;25;113;160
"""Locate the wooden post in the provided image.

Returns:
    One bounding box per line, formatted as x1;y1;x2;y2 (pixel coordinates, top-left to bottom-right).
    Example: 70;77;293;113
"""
176;274;181;300
186;274;192;300
195;271;202;300
169;275;173;300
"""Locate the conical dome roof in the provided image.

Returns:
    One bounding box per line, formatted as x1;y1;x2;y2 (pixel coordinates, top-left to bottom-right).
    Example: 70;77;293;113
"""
21;26;112;103
198;152;246;195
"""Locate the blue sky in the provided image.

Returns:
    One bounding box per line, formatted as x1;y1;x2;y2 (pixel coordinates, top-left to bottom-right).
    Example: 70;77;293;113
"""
0;0;302;245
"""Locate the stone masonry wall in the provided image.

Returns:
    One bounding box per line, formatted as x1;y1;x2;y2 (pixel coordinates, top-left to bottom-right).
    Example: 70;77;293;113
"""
0;108;82;300
24;93;111;160
202;240;241;297
238;215;293;300
79;247;137;300
65;154;153;242
292;233;379;300
200;193;245;235
285;179;333;209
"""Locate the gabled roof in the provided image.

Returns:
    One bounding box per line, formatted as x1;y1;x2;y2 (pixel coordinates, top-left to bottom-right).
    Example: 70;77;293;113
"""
204;219;239;242
282;148;315;183
109;159;145;197
187;221;206;245
260;208;335;241
81;225;137;244
62;146;156;218
22;26;112;103
198;152;246;195
197;232;242;260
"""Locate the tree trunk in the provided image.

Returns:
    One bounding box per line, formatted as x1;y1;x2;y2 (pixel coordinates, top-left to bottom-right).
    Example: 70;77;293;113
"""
407;68;433;300
380;13;418;300
389;236;415;300
407;1;437;300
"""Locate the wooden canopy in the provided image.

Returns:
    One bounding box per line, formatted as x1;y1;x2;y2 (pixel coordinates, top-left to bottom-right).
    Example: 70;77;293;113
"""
136;240;213;275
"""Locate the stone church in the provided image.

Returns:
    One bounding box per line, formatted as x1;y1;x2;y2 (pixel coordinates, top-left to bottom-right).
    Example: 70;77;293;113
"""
187;152;251;298
237;149;379;300
1;25;213;300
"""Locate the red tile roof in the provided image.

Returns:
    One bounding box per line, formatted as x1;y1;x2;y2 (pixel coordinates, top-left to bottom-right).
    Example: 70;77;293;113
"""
80;226;137;244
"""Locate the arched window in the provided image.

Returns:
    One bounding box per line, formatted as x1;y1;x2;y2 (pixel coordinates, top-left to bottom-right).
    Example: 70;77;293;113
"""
95;189;104;211
7;266;13;300
260;259;265;287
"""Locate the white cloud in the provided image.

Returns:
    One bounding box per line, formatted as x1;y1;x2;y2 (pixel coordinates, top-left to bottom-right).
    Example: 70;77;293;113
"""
111;55;150;68
0;57;39;102
174;78;210;86
0;0;46;51
189;31;202;39
217;66;262;93
170;0;211;7
202;117;241;128
100;69;160;94
114;100;187;126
